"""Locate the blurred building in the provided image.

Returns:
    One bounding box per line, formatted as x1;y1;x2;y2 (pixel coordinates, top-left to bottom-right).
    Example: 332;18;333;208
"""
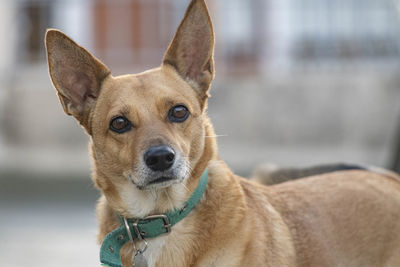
6;0;400;72
1;0;400;176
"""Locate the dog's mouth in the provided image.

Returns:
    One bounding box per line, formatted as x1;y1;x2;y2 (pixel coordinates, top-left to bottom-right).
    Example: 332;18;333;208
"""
132;175;179;190
129;159;189;190
148;176;174;185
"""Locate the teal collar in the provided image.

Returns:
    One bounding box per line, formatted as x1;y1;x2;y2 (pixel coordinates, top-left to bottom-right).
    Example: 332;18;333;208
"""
100;168;209;267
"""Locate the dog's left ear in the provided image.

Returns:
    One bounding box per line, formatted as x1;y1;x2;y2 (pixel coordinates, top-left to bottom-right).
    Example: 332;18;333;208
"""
45;29;111;133
163;0;214;100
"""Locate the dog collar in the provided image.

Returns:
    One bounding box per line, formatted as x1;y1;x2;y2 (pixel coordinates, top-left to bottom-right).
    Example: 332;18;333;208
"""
100;168;209;267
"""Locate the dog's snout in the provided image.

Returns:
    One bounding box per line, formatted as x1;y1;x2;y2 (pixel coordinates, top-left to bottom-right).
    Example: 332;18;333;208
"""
144;145;175;171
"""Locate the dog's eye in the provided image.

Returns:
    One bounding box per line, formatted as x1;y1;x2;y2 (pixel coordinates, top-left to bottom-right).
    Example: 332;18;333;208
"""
168;105;190;123
109;116;132;133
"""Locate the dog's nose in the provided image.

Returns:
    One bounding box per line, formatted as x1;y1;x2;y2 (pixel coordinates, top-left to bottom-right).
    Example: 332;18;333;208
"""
144;145;175;171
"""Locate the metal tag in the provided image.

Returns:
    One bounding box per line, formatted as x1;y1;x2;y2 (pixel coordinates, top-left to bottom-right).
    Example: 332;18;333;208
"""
133;251;148;267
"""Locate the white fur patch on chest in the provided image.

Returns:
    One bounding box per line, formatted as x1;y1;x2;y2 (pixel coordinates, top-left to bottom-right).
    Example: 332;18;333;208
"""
141;236;167;267
118;182;188;218
119;185;158;218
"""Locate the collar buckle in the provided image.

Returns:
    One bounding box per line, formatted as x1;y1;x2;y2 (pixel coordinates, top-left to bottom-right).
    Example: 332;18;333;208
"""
132;214;171;240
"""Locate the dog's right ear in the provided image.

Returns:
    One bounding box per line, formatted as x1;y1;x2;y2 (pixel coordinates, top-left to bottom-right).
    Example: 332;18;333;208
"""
162;0;214;101
45;29;110;132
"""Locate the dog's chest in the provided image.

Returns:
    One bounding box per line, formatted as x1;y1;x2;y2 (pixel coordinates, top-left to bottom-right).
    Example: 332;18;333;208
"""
141;237;166;267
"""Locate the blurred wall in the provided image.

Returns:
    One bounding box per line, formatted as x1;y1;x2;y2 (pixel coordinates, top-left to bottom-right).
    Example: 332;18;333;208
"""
1;0;400;177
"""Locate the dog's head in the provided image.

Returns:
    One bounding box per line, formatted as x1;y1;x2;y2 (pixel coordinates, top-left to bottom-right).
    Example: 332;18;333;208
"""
45;0;216;217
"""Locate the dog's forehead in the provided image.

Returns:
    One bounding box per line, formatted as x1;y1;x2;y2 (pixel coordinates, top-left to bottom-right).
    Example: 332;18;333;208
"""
102;68;196;104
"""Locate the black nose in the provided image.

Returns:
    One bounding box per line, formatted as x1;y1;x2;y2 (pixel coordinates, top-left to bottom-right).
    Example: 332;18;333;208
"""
144;145;175;171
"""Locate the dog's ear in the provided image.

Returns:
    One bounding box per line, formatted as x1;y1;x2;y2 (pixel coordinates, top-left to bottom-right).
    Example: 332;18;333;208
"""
45;29;110;132
163;0;214;100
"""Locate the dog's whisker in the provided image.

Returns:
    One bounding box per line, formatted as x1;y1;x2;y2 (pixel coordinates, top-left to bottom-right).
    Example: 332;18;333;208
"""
205;135;228;138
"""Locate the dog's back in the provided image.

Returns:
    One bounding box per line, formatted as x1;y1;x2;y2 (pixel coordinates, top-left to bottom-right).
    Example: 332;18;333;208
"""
247;170;400;266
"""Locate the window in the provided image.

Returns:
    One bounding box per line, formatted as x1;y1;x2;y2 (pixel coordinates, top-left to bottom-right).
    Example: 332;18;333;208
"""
291;0;400;62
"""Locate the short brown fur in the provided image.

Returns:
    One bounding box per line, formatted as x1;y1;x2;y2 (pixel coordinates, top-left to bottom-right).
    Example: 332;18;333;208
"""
45;0;400;266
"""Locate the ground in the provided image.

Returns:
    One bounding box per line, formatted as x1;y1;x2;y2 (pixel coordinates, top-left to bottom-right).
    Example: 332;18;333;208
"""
0;174;99;267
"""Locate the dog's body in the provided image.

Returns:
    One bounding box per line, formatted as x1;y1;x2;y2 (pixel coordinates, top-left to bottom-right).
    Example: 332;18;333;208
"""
45;0;400;266
97;164;400;267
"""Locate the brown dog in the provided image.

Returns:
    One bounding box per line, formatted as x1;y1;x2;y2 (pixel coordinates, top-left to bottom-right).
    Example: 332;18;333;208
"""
45;0;400;266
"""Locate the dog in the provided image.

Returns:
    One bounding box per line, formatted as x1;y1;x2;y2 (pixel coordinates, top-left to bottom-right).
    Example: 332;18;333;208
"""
45;0;400;266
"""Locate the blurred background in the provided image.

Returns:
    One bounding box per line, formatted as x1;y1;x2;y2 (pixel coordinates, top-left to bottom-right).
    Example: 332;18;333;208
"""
1;0;400;266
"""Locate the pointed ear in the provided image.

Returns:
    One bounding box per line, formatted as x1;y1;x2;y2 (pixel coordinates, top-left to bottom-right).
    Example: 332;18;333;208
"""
163;0;214;99
45;29;110;132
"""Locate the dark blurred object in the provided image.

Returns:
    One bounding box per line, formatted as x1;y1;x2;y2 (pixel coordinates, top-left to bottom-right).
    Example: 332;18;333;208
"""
252;163;365;185
391;119;400;173
18;1;51;63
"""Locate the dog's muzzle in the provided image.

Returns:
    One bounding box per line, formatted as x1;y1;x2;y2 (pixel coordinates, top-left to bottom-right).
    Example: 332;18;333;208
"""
128;145;189;189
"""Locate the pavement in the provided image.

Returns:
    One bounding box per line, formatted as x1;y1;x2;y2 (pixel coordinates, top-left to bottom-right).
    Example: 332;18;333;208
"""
0;173;100;267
